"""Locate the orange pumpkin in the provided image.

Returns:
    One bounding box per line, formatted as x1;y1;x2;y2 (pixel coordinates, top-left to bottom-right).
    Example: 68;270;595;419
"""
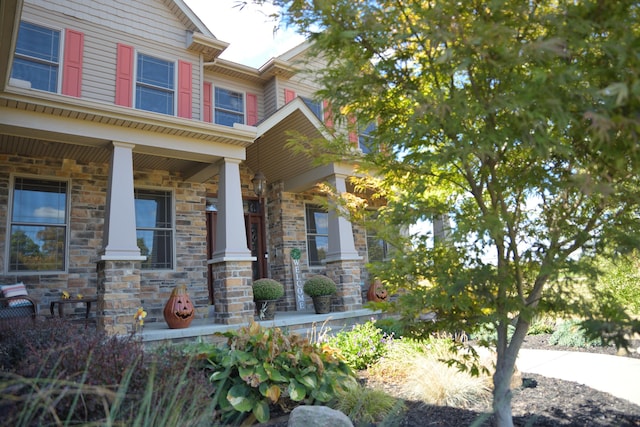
163;285;195;329
367;279;389;302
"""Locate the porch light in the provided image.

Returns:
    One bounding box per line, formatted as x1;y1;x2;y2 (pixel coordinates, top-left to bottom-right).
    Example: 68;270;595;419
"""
252;171;266;197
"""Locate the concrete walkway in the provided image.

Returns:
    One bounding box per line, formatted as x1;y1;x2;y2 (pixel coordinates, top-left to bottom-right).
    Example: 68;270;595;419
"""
517;349;640;406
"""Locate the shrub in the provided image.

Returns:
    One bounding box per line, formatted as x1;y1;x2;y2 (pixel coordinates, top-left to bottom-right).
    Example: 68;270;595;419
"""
527;316;556;335
596;252;640;315
252;279;285;300
549;320;603;348
303;275;337;297
327;320;391;370
333;383;405;426
189;321;357;425
375;317;405;338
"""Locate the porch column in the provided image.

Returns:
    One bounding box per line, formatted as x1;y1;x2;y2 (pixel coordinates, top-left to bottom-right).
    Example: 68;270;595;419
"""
98;142;145;334
325;174;363;311
210;158;254;324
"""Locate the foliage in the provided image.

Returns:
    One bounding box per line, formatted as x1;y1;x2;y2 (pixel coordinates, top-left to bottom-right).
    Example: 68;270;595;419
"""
594;251;640;315
374;317;405;338
250;0;640;424
189;321;356;425
527;316;556;336
368;339;492;408
252;278;285;300
549;320;603;348
327;320;391;370
333;383;405;427
303;275;337;297
0;318;214;425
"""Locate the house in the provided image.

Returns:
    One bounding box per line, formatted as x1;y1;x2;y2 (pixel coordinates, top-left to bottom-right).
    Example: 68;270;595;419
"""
0;0;382;334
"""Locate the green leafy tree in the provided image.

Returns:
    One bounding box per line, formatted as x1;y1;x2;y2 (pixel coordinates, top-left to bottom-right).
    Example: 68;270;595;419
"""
248;1;640;425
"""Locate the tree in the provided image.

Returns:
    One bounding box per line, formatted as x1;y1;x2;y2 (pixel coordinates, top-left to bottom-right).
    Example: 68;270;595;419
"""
249;1;640;425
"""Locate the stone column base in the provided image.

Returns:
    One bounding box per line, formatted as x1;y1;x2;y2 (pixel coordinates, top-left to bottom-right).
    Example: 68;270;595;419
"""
325;259;363;312
97;260;142;335
211;260;254;324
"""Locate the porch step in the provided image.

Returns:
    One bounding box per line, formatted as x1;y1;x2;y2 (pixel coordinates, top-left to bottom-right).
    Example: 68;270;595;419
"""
141;308;384;349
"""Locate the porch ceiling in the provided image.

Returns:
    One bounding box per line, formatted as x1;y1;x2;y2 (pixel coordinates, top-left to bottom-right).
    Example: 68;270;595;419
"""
247;98;333;190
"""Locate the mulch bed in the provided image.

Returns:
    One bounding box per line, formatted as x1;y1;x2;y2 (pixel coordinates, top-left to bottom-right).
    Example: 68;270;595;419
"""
263;334;640;426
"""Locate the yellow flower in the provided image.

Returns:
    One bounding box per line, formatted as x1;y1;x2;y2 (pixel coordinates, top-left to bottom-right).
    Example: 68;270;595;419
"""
76;293;83;299
62;291;70;300
134;307;147;326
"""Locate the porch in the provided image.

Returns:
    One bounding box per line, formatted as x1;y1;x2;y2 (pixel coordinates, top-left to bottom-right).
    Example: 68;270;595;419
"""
140;308;382;349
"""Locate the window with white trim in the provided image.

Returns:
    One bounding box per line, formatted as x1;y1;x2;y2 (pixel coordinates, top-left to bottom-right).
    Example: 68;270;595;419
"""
135;54;175;115
214;87;244;126
305;204;328;266
11;21;61;92
135;189;173;269
9;177;68;272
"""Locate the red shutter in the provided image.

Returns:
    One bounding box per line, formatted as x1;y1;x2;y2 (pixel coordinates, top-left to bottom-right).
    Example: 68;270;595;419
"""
246;93;258;126
203;82;212;122
115;44;134;107
177;60;192;118
323;100;333;128
348;115;358;145
61;29;84;97
284;89;296;104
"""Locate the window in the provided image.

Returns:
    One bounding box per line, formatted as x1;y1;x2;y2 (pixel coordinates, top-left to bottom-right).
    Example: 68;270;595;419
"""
305;205;328;266
135;54;175;115
135;189;173;269
11;21;60;92
215;87;244;126
301;97;323;121
366;229;389;263
359;122;377;154
9;177;68;272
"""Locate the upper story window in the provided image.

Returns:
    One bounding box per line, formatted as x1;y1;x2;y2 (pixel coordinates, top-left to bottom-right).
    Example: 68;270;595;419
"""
215;87;245;126
11;21;60;93
305;204;328;266
9;177;68;272
301;97;323;121
136;54;175;115
359;122;377;154
135;189;173;270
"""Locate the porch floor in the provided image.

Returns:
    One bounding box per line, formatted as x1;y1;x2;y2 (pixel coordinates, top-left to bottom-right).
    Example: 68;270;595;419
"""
141;308;381;347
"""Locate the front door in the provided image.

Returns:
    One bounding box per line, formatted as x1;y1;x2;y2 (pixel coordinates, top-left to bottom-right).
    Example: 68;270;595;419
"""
206;197;266;304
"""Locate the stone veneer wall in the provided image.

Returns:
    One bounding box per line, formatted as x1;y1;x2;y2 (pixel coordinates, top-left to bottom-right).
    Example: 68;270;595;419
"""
211;261;254;324
97;260;142;334
325;259;363;312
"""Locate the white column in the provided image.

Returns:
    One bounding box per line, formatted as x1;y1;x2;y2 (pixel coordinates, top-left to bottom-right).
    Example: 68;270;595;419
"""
101;142;145;260
211;158;253;261
326;174;361;262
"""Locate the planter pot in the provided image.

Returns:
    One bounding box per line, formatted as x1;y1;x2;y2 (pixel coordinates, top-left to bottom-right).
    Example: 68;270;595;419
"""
255;299;277;320
311;295;332;314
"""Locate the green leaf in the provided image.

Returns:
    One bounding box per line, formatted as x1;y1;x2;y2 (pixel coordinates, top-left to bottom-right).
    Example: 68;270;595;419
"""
227;384;253;412
264;363;287;382
296;374;317;390
253;399;270;423
288;380;307;401
210;369;229;382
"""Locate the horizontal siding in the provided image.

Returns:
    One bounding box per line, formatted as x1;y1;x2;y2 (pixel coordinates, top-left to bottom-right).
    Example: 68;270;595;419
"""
21;1;202;120
263;78;277;118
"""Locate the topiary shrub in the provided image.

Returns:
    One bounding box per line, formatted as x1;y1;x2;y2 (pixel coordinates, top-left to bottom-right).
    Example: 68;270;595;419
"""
252;279;285;301
189;321;356;425
303;275;337;297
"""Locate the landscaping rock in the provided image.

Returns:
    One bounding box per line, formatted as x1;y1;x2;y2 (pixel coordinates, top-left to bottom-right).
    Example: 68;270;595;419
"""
287;406;353;427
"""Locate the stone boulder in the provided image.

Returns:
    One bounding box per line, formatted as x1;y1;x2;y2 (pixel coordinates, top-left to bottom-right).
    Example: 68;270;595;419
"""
287;405;353;427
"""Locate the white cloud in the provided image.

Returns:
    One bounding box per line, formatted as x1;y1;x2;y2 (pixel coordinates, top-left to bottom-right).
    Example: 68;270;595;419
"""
184;0;306;68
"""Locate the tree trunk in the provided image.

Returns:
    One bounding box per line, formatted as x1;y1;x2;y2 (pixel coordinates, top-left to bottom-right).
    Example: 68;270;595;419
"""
492;318;530;427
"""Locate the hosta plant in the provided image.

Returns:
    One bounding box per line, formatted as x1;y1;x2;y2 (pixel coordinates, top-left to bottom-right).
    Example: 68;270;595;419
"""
190;322;356;425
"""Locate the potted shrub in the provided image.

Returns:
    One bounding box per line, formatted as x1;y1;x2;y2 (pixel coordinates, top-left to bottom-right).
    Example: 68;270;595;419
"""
303;275;337;314
252;278;284;320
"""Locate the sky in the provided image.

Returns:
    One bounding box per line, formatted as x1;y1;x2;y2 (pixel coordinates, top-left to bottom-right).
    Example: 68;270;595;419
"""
184;0;306;68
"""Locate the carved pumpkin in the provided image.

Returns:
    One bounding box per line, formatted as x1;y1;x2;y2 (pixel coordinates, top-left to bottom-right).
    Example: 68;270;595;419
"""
367;279;389;302
163;285;195;329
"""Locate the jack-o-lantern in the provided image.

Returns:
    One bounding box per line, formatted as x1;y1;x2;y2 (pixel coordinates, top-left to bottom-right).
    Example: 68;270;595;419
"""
367;279;389;302
163;285;195;329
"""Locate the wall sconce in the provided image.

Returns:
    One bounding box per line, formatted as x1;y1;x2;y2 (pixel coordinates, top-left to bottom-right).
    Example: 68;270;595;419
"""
252;170;266;198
